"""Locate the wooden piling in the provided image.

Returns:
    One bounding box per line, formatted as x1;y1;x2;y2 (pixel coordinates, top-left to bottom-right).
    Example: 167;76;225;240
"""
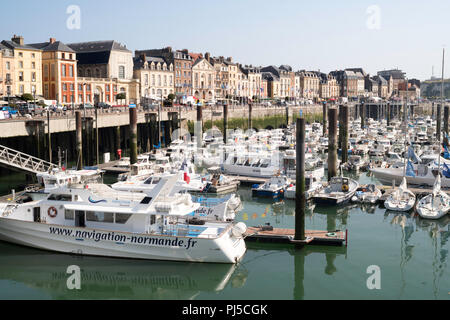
129;107;138;165
328;107;338;180
387;103;391;127
115;126;121;160
295;117;306;242
285;106;290;127
75;111;83;170
322;103;328;136
340;105;349;164
360;104;365;130
223;104;228;144
248;103;253;130
196;104;203;149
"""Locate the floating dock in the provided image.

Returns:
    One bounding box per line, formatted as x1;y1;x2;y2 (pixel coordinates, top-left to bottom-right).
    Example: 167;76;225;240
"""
244;227;347;246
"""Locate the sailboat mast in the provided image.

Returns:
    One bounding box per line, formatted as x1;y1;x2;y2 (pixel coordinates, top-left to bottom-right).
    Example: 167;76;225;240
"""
439;48;445;170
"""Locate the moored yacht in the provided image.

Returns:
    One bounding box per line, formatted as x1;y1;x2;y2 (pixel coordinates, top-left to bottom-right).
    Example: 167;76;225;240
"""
0;175;247;264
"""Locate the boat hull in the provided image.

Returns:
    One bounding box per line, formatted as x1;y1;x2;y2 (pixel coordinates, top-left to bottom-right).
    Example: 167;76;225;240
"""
0;218;247;264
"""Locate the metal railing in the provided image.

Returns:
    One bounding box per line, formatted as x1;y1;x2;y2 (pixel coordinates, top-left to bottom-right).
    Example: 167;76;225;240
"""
0;144;57;174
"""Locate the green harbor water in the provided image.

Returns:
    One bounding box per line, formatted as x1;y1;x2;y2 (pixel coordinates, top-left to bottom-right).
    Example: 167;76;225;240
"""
0;172;448;300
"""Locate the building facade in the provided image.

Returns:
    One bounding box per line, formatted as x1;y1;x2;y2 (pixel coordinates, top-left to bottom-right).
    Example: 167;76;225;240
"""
68;40;139;105
0;44;15;100
1;35;43;98
191;56;215;101
134;54;174;102
29;38;77;105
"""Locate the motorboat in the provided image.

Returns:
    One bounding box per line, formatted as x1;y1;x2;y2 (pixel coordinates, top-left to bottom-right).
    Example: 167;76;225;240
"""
351;184;382;204
384;177;416;212
312;176;359;205
252;175;290;199
416;175;450;220
285;168;325;200
202;167;240;194
0;175;247;264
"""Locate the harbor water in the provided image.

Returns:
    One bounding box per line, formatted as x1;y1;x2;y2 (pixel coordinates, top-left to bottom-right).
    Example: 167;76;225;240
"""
0;172;448;300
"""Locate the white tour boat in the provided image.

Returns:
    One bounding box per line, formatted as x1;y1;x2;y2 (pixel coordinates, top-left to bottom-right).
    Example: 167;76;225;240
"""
0;175;247;264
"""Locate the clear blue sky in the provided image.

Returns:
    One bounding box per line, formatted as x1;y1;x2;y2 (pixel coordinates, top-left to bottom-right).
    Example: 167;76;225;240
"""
1;0;449;81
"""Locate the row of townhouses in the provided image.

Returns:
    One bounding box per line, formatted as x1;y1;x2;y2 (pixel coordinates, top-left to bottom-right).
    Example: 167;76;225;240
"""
0;35;421;106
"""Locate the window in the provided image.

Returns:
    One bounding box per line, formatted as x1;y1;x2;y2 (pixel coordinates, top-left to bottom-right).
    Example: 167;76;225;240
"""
115;213;132;224
86;211;114;223
6;62;10;70
19;72;24;81
69;65;73;77
70;84;74;92
118;66;125;79
63;83;67;91
152;75;155;85
62;65;66;77
31;53;35;58
32;72;36;82
18;52;23;57
106;85;110;92
65;210;75;220
48;194;72;201
63;96;67;103
19;61;23;68
62;53;65;59
32;62;35;69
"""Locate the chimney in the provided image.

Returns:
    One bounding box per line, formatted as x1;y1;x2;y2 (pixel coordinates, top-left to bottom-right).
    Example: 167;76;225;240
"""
205;52;210;62
227;57;232;62
12;35;24;46
140;53;146;61
49;37;56;44
182;49;189;54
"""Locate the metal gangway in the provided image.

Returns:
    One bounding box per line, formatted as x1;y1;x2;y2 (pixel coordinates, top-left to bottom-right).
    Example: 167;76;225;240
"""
0;144;57;174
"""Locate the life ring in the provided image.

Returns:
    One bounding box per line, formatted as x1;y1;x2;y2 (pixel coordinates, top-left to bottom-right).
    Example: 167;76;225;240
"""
342;184;349;192
48;207;58;218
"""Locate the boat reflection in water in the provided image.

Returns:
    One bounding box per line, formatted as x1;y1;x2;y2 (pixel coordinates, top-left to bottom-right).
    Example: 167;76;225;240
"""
384;211;449;299
0;242;248;300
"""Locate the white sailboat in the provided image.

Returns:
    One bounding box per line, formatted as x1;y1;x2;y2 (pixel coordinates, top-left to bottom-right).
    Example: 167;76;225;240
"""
416;48;450;220
384;177;416;212
416;175;450;219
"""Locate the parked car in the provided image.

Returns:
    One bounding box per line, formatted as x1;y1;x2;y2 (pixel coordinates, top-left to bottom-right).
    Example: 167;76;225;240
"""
98;102;111;109
80;103;94;109
1;106;18;115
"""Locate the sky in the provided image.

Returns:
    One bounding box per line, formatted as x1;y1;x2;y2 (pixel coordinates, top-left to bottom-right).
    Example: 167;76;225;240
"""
1;0;449;81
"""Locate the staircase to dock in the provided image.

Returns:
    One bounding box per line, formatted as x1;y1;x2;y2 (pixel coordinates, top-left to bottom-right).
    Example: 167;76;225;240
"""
0;144;57;174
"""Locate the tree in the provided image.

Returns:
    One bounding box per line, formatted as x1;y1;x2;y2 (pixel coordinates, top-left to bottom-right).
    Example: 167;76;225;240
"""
167;93;175;101
21;93;34;102
116;93;126;105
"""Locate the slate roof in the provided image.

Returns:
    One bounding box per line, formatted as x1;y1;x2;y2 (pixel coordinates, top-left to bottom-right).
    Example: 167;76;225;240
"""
28;41;75;53
1;40;39;51
67;40;130;53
